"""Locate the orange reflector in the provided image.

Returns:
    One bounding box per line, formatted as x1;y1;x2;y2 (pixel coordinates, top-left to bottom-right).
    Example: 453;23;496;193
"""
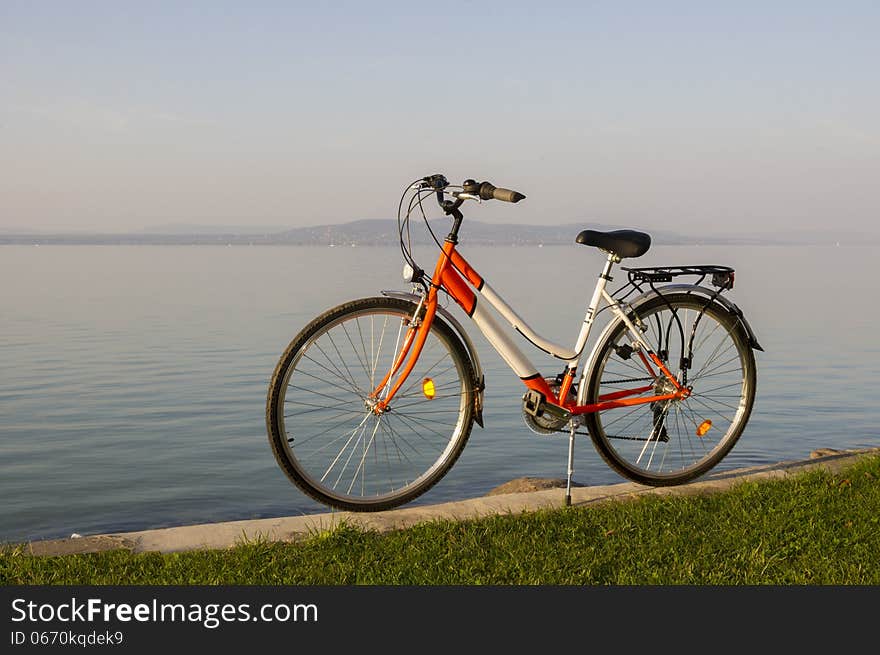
422;377;436;400
696;419;712;437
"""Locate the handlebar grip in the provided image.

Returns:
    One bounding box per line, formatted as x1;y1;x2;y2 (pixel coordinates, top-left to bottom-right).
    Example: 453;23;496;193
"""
493;186;526;203
478;181;525;203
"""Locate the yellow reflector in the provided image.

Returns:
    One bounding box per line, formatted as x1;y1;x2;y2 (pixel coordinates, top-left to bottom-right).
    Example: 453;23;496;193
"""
696;419;712;437
422;377;436;400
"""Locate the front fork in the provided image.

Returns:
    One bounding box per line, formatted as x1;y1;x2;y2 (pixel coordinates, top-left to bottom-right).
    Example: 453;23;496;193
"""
368;288;437;413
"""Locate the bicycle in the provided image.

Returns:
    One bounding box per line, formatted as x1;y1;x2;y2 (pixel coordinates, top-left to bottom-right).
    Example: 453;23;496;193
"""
266;174;762;511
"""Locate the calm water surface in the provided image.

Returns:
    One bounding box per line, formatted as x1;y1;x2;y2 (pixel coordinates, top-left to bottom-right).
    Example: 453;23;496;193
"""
1;243;878;542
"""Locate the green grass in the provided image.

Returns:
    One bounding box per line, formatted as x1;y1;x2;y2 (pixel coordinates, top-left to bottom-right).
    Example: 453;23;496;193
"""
3;454;880;585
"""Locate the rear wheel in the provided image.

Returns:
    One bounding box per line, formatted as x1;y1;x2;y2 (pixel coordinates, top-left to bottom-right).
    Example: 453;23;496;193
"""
266;297;476;511
583;293;756;486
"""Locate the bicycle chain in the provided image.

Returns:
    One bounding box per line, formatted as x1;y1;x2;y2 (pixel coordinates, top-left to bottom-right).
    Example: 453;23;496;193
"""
545;375;657;436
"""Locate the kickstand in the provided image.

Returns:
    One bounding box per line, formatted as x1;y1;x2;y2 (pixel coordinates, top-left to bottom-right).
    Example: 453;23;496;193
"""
565;420;576;506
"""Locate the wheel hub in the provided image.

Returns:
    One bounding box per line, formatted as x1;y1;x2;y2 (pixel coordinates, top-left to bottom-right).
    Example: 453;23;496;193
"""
365;397;388;415
653;376;678;396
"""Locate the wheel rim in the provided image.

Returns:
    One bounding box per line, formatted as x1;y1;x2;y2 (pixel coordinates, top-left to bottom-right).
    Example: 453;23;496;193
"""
588;299;754;481
276;306;470;506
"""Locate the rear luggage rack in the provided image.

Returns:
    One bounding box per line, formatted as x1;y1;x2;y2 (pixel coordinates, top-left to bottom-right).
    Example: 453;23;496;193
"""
622;265;735;289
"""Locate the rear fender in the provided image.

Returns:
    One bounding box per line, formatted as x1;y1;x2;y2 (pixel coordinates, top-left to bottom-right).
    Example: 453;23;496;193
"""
578;284;762;405
634;284;764;352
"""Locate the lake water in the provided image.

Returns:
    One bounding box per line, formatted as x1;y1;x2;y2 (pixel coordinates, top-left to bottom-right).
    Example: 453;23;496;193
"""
2;242;878;543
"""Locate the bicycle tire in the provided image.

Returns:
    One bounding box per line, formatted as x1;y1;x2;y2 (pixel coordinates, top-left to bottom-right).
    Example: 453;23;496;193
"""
583;292;756;486
266;296;476;511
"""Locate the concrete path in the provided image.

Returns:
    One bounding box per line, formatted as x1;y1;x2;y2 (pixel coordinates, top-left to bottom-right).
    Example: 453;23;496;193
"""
22;447;880;556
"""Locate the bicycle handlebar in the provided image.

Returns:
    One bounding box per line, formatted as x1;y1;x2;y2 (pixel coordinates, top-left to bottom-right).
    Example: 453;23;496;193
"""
410;173;526;245
462;178;526;203
420;174;526;204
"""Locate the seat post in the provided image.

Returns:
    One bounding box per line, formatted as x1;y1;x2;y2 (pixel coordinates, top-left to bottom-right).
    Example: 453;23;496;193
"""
601;251;620;281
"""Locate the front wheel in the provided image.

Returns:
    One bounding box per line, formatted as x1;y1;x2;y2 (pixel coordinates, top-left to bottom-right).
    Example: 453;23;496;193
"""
583;292;757;486
266;297;476;511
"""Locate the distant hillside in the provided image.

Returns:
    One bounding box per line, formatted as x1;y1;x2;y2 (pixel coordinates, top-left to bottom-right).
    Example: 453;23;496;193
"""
1;218;874;246
273;219;704;246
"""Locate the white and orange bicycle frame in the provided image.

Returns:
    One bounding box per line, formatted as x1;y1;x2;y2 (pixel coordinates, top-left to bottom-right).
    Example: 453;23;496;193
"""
370;240;690;414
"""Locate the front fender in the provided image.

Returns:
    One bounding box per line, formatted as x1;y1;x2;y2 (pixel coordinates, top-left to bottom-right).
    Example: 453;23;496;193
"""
381;289;486;427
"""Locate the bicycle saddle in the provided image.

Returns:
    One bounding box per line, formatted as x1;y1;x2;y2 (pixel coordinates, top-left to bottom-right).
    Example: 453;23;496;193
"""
575;229;651;259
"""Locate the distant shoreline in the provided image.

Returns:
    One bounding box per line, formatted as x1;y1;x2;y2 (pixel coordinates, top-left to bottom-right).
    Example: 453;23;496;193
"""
0;236;869;247
1;217;875;247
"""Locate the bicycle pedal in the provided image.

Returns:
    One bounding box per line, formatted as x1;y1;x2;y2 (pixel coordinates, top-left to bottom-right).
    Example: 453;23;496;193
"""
522;390;544;417
522;390;571;421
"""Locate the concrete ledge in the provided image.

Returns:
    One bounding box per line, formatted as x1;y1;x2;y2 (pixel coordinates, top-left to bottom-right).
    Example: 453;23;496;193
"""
20;447;880;556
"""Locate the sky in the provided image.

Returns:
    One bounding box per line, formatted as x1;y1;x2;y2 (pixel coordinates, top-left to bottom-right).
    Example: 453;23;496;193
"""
2;1;878;235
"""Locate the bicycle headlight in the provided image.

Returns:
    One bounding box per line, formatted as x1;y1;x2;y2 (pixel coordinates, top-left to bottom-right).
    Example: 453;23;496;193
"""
402;263;417;282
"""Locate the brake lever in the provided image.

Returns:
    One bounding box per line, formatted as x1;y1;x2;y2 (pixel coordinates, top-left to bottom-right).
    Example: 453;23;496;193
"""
421;173;449;190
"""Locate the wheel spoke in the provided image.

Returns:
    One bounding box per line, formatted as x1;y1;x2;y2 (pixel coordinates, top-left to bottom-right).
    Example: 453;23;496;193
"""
585;294;754;484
